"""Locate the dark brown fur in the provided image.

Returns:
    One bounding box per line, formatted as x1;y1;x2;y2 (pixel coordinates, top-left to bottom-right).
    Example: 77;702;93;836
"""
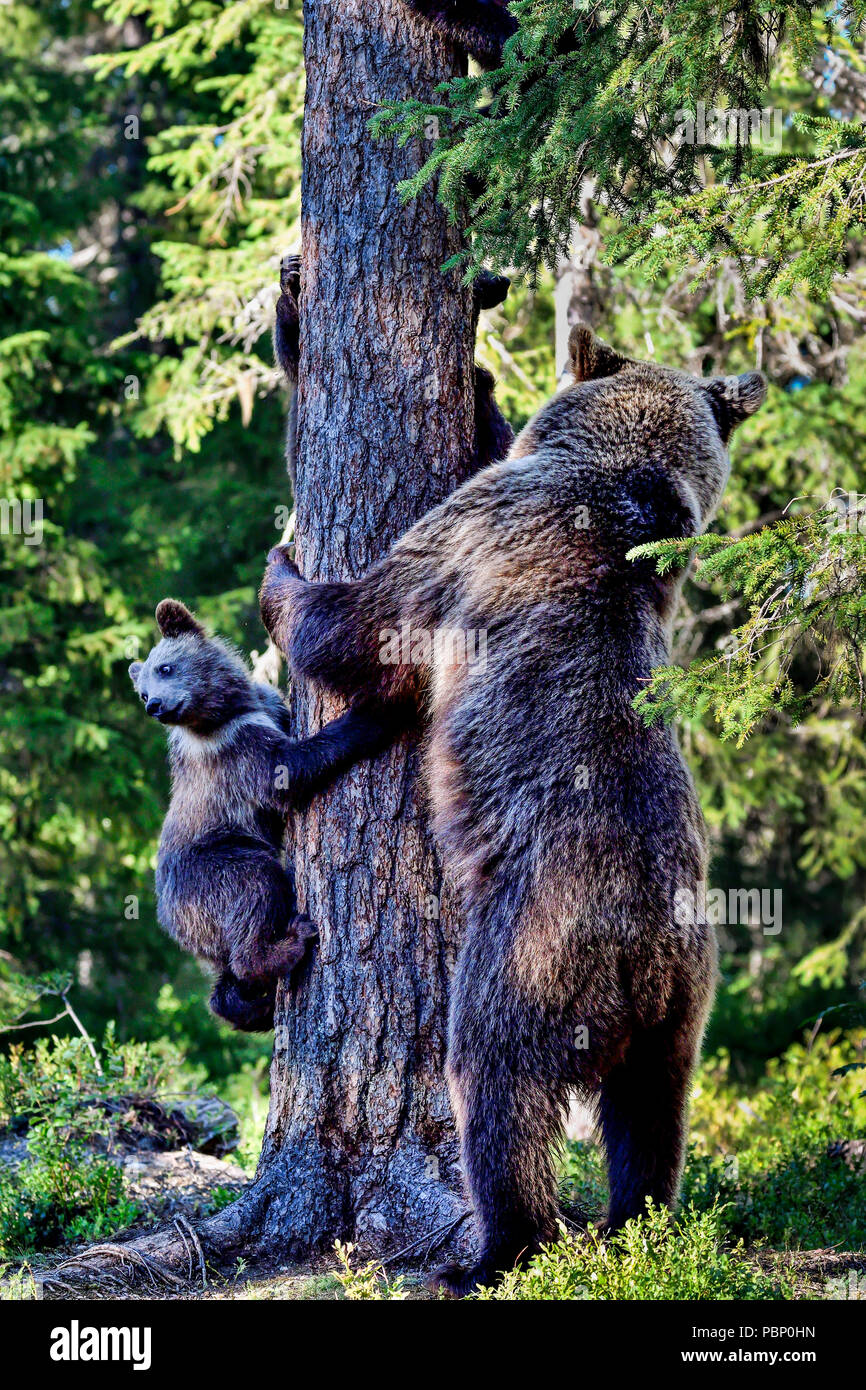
397;0;518;69
260;315;765;1292
130;600;402;1030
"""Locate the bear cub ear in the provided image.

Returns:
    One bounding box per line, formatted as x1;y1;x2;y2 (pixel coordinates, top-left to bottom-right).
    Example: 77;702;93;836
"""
155;598;205;640
128;661;142;686
568;324;629;384
704;372;767;442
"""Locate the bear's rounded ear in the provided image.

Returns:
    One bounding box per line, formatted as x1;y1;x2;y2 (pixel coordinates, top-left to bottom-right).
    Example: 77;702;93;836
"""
704;372;767;442
568;324;629;383
155;599;205;640
128;661;142;685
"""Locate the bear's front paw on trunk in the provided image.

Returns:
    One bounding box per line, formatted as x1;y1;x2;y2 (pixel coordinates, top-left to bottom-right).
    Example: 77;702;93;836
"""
259;547;306;648
281;913;318;973
254;916;319;980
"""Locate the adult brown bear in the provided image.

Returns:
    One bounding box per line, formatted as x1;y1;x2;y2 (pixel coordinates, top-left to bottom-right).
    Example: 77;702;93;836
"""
261;282;765;1293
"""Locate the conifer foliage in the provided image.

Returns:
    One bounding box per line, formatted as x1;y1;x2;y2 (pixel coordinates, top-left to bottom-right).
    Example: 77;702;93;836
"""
376;2;866;293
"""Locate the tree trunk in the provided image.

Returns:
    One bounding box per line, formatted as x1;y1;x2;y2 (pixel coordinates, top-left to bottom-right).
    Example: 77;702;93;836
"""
255;0;477;1259
555;203;602;1150
554;209;602;388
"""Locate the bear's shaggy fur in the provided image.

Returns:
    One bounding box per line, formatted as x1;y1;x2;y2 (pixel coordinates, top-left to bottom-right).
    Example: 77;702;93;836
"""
130;600;401;1029
259;313;766;1293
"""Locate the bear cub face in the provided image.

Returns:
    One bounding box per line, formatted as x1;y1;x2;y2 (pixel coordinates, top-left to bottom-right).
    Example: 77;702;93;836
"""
128;599;257;735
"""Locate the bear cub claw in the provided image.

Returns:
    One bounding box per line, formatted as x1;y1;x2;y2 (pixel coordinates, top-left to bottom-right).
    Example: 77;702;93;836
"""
279;252;301;301
284;913;318;970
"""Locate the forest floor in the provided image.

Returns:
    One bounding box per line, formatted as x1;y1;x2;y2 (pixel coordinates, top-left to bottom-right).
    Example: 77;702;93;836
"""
18;1242;866;1302
3;1089;864;1302
198;1247;866;1302
7;1142;864;1302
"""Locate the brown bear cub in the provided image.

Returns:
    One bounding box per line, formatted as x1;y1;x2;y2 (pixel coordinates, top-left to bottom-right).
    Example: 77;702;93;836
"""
260;296;766;1292
130;600;400;1030
129;599;316;1030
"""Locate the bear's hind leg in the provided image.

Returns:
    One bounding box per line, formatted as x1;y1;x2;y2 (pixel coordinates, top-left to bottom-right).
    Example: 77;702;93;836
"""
598;1005;704;1232
221;850;317;985
432;988;568;1297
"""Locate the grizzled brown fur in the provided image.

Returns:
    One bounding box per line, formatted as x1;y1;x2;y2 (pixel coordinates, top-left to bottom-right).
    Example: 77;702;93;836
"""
128;599;321;1030
130;601;402;1031
259;315;766;1294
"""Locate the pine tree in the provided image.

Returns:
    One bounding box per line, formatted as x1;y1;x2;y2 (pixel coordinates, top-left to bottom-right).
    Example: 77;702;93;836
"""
372;3;866;1020
0;1;300;1075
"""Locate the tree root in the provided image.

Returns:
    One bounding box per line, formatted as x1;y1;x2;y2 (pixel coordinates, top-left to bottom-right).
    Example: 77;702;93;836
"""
39;1180;274;1299
34;1166;477;1299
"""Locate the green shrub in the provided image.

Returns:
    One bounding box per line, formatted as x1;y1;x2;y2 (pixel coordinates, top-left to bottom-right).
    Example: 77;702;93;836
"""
203;1185;243;1216
473;1204;789;1301
334;1205;790;1301
334;1243;409;1300
0;1130;140;1257
685;1029;866;1249
0;1018;220;1258
0;1023;204;1142
559;1139;608;1222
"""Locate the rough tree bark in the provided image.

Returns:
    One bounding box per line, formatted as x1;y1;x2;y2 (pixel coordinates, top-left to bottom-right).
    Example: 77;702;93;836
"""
253;0;477;1259
40;0;476;1296
554;203;601;388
